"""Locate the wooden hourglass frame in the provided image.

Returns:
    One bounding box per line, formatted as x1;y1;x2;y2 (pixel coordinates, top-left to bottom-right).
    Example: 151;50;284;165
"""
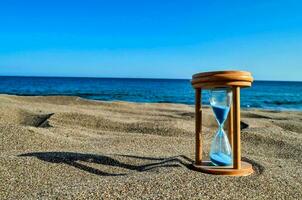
191;71;254;176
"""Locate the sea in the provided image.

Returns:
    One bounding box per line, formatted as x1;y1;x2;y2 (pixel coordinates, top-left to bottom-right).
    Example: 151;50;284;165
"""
0;76;301;111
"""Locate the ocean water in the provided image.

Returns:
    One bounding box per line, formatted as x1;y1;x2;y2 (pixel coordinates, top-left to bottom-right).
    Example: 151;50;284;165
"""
0;76;301;111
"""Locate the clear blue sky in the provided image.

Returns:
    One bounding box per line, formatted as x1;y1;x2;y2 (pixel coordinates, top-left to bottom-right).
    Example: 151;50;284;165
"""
0;0;301;80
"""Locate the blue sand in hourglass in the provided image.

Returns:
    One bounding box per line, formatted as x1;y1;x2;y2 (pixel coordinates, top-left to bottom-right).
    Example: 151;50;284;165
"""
210;105;232;166
210;152;232;166
211;105;230;124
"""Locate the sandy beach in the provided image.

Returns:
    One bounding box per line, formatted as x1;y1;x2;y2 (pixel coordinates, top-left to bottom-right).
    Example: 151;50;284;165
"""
0;94;301;199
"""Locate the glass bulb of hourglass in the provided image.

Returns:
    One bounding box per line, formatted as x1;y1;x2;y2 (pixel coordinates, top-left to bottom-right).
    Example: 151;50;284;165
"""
209;88;233;166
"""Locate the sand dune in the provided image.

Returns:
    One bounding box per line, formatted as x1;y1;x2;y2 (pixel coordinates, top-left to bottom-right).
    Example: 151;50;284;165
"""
0;95;301;199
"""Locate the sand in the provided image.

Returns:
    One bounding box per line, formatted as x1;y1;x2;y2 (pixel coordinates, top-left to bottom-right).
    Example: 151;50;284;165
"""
0;94;301;199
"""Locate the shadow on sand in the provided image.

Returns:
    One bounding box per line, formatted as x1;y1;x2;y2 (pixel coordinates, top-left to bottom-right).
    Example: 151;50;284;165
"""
18;152;262;176
18;152;194;176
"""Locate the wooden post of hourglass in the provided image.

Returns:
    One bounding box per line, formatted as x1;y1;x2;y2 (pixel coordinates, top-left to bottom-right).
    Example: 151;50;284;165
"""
195;88;202;165
233;86;241;169
228;95;234;150
191;70;254;176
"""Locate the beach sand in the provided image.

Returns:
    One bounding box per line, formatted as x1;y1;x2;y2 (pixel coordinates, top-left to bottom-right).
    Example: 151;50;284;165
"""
0;95;301;199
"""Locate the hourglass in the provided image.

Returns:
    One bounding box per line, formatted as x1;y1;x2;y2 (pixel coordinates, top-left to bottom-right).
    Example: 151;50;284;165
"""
209;88;232;166
191;71;254;176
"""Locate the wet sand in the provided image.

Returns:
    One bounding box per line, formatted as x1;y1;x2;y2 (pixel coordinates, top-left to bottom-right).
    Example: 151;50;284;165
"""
0;95;301;199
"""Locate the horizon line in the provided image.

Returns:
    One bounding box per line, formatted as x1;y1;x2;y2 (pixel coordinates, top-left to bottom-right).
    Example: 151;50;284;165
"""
0;75;301;82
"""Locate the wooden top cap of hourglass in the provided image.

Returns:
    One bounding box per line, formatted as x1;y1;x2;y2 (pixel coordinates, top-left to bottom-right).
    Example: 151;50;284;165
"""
191;70;253;89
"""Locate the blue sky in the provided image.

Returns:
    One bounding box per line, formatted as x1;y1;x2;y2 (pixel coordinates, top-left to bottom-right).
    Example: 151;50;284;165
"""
0;0;302;80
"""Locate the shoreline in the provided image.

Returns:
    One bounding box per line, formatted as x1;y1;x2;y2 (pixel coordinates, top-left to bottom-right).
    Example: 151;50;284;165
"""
1;93;302;112
0;76;301;111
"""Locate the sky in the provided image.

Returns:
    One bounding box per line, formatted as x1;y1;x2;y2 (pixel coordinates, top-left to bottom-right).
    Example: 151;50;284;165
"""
0;0;302;81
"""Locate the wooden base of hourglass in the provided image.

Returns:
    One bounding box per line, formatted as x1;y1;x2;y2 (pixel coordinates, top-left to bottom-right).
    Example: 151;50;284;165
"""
191;71;254;176
192;161;253;176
